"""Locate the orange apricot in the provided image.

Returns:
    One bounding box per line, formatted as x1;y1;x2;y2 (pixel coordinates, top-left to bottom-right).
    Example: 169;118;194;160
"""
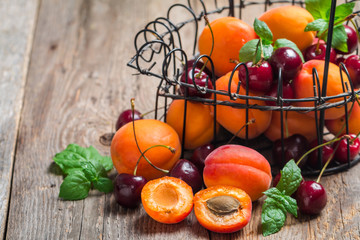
214;71;272;139
198;16;257;77
111;119;181;180
166;99;218;150
203;144;272;201
264;111;318;142
326;98;360;135
293;60;351;120
258;5;315;51
193;185;252;233
141;176;193;224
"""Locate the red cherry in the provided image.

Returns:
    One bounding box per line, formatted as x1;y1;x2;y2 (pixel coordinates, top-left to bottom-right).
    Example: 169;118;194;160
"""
169;159;203;193
296;180;327;215
344;55;360;88
190;143;215;174
334;134;360;163
335;25;358;55
304;43;337;63
114;173;147;208
238;61;274;93
265;81;294;106
115;109;142;131
307;140;334;169
269;47;303;82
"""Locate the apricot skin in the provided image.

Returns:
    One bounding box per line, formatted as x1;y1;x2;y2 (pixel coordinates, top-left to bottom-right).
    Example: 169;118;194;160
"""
203;144;272;201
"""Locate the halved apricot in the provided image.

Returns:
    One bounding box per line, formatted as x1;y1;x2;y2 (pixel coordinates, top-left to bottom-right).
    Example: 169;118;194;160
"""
141;176;193;224
193;185;252;233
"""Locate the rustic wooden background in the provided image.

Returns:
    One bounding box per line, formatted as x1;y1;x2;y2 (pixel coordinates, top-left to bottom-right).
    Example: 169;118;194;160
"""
1;0;360;239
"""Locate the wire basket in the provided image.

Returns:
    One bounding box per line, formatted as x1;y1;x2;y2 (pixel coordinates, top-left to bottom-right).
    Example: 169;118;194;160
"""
127;0;360;176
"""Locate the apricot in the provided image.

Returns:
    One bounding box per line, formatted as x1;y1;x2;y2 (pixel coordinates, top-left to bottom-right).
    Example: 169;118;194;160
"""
193;185;252;233
293;60;351;120
111;119;181;180
258;5;315;51
141;176;193;224
203;144;272;201
166;99;218;150
264;111;318;142
198;17;257;77
326;98;360;135
214;71;272;139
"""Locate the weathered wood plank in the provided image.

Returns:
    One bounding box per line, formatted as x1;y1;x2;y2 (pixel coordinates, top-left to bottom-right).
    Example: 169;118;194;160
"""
0;0;39;239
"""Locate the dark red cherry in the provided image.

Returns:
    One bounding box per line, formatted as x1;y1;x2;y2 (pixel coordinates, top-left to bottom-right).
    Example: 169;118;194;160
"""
273;134;309;168
190;143;215;174
307;139;334;169
296;180;327;215
265;81;294;106
180;60;213;98
269;47;303;82
334;134;360;164
344;55;360;88
115;109;142;131
304;43;337;63
169;159;203;193
238;61;274;93
335;25;358;55
114;173;147;208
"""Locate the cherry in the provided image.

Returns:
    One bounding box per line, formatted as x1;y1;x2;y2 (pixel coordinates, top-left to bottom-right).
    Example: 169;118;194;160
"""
115;109;142;131
180;60;213;98
190;143;215;174
304;43;337;63
265;81;294;106
307;139;334;169
273;134;309;168
334;134;360;164
296;180;327;215
335;25;358;55
344;55;360;88
269;47;303;82
238;61;274;93
169;159;203;193
114;173;147;208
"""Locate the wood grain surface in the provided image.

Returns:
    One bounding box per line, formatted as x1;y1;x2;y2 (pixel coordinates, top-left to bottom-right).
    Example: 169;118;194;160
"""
3;0;360;239
0;0;39;239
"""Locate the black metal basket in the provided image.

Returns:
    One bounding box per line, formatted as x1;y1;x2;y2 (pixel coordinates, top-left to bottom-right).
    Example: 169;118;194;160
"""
127;0;360;176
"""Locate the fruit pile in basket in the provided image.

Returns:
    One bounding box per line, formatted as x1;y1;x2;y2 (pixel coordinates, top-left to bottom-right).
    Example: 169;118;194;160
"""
110;0;360;236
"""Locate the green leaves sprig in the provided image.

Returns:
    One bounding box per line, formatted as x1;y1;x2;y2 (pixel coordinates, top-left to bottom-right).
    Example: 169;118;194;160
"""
239;18;304;64
54;144;114;200
305;0;355;52
261;160;303;236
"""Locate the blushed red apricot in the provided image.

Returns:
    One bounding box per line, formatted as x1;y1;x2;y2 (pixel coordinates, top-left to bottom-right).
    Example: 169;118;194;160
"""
193;185;252;233
203;144;272;201
141;176;193;224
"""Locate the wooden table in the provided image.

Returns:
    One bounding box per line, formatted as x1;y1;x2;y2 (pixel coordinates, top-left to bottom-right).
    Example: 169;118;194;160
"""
1;0;360;239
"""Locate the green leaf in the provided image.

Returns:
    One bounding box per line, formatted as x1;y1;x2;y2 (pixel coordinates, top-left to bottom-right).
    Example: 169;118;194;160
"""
86;146;113;171
334;2;355;21
305;0;331;20
239;39;260;63
275;160;303;196
331;24;348;52
254;18;273;42
263;188;298;217
262;197;287;236
263;44;273;60
93;177;114;193
305;19;328;33
59;171;91;200
274;39;305;63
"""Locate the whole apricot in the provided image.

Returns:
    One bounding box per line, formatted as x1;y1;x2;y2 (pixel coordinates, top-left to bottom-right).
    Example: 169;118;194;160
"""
111;119;181;180
166;99;218;150
198;17;256;77
259;5;315;51
264;111;318;142
214;71;272;139
293;60;351;120
203;144;272;201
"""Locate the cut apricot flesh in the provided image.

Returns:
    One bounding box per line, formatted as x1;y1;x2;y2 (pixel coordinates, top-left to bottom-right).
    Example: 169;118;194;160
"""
193;185;252;233
141;176;193;224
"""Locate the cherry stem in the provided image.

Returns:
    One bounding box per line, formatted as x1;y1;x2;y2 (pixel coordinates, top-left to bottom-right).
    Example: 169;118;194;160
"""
130;98;174;176
227;118;255;144
296;135;347;166
316;141;341;183
196;15;213;78
133;144;175;176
